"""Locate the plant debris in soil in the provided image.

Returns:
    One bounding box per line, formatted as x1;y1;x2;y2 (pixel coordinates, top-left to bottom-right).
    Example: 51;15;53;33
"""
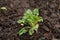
0;0;60;40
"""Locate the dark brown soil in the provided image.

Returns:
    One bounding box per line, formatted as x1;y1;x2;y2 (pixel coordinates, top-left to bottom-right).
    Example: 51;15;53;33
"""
0;0;60;40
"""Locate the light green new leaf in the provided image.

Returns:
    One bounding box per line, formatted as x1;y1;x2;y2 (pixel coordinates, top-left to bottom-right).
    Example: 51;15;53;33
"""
38;17;43;22
0;7;7;11
23;9;33;21
18;27;27;35
33;8;39;16
29;28;34;35
34;24;39;31
24;9;32;16
17;19;25;24
29;24;39;35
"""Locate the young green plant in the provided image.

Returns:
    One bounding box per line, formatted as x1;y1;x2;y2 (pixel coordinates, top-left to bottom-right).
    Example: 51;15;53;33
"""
0;7;7;11
17;8;43;35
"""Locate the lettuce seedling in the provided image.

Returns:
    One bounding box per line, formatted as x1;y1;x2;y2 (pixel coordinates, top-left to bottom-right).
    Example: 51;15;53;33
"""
17;8;43;35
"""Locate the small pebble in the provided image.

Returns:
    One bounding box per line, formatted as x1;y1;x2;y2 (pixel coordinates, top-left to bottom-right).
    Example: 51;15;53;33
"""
21;24;24;26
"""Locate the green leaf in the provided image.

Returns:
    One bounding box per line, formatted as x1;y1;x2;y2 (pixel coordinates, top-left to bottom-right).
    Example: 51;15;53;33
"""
17;20;22;23
34;24;39;31
29;28;34;35
17;19;25;24
33;8;39;16
29;24;39;35
18;27;27;35
24;9;32;16
23;9;33;21
38;17;43;22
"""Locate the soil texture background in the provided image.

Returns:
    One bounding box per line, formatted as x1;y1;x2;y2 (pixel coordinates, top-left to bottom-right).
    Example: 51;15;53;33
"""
0;0;60;40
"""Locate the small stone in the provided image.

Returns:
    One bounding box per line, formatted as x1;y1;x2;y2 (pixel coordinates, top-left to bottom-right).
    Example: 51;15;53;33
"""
39;37;46;40
0;27;2;31
55;24;60;28
21;24;24;26
59;5;60;9
42;26;50;32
